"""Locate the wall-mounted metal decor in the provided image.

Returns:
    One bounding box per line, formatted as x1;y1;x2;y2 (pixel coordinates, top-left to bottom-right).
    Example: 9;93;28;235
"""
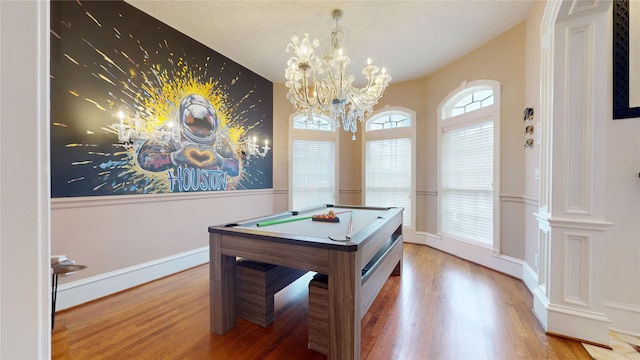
523;107;534;122
613;0;640;119
50;1;273;198
523;107;534;149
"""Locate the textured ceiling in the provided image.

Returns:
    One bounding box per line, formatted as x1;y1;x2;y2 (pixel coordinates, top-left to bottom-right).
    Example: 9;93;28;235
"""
126;0;533;85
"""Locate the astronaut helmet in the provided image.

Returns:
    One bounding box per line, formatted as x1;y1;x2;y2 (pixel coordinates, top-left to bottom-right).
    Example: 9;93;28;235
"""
179;94;219;144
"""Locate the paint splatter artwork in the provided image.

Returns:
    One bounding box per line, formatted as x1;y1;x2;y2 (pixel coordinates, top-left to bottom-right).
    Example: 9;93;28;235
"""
50;0;273;197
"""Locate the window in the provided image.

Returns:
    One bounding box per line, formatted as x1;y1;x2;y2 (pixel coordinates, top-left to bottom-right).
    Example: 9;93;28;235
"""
366;112;412;131
289;113;338;209
363;109;415;227
293;115;335;131
438;80;500;248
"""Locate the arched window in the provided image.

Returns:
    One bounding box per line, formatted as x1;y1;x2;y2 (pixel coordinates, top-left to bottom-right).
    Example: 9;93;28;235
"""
289;113;338;209
363;108;415;227
438;80;500;248
293;114;335;131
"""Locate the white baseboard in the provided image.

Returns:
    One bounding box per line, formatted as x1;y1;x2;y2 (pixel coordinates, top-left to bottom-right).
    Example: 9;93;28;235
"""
604;299;640;337
54;247;209;311
401;229;427;245
522;261;538;294
406;230;524;279
545;303;612;346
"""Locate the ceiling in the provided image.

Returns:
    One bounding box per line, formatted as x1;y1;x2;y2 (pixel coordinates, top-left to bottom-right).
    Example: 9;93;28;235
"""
126;0;533;85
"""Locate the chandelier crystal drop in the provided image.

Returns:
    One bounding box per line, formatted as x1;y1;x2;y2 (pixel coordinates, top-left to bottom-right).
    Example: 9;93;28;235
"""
285;9;391;140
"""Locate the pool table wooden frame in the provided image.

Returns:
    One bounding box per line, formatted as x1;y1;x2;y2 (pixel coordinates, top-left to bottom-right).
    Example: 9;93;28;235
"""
208;204;403;360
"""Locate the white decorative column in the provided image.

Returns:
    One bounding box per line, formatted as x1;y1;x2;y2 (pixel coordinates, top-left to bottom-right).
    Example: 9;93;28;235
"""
533;0;612;346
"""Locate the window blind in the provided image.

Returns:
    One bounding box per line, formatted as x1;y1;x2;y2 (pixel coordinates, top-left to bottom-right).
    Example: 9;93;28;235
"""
441;120;493;244
365;137;411;226
291;139;335;209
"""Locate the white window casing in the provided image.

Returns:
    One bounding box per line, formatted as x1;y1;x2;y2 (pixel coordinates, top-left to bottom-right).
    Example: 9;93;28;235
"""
289;113;338;209
438;80;501;250
363;107;416;228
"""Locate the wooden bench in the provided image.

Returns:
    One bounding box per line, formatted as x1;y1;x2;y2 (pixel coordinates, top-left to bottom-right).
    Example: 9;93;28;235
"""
307;234;403;355
235;259;307;327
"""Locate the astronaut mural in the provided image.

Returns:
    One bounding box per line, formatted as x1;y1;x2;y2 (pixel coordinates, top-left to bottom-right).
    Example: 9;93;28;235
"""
135;94;240;192
50;1;273;197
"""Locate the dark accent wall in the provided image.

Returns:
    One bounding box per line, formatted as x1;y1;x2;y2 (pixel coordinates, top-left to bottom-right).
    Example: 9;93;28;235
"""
50;0;273;197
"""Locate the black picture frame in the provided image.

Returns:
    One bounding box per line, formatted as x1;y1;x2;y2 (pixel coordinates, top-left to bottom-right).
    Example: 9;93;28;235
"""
613;0;640;119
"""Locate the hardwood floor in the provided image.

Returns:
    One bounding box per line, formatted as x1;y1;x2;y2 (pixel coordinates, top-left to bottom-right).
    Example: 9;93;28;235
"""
52;243;592;359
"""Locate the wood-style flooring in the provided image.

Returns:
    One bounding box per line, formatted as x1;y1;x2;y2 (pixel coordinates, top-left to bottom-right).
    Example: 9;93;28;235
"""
52;243;592;359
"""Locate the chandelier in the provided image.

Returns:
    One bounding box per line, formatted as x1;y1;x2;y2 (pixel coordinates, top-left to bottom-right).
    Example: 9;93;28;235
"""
285;9;391;140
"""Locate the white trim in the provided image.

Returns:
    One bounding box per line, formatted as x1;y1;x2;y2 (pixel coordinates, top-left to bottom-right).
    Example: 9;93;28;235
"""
533;284;551;329
535;212;614;232
500;194;526;203
603;299;640;336
362;106;416;228
545;303;611;345
522;261;539;294
499;194;541;207
402;229;428;245
40;0;52;353
522;195;540;206
441;105;496;131
54;247;209;310
288;112;339;209
1;1;51;357
604;299;640;313
546;303;611;324
52;188;274;209
403;231;523;280
547;217;613;231
437;80;502;254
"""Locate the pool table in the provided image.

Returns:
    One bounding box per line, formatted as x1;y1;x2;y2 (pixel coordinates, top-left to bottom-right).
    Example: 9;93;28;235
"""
208;204;403;360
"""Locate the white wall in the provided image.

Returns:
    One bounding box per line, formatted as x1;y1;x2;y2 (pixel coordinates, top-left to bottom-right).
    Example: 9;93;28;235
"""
0;1;51;358
52;191;275;310
604;115;640;333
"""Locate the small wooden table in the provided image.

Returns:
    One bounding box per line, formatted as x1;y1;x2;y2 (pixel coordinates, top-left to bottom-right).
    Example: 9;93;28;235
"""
51;263;86;329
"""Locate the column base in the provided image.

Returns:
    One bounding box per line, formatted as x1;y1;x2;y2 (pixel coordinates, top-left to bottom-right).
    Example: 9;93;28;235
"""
533;289;611;346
